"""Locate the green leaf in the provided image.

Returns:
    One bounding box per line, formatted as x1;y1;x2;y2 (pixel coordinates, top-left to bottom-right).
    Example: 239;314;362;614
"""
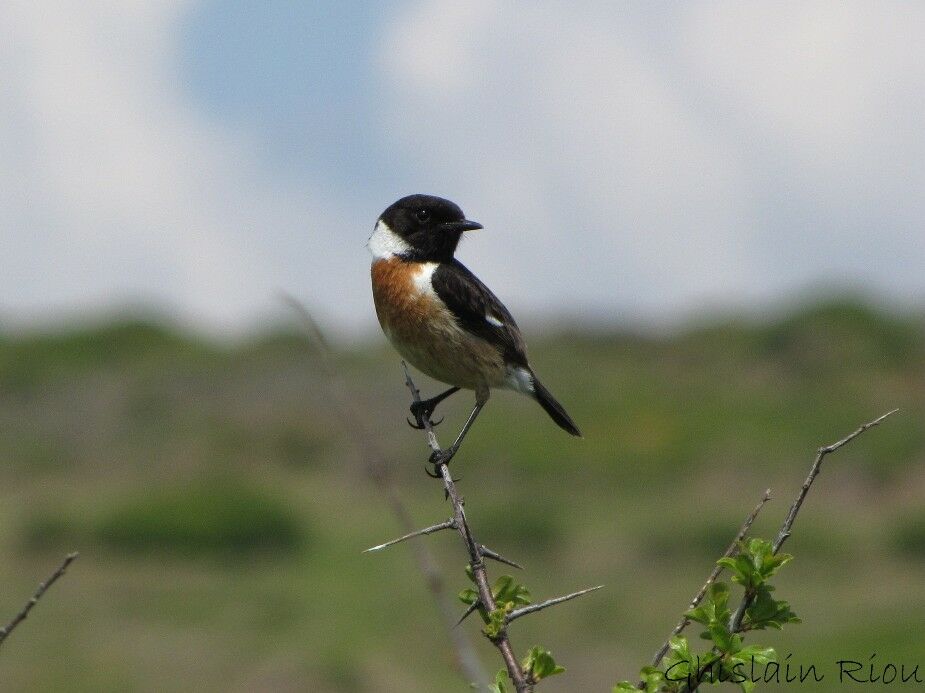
744;585;800;630
613;683;640;692
708;622;735;652
638;665;667;692
484;608;507;639
686;582;731;631
492;575;531;609
666;635;692;661
727;645;778;692
458;587;479;606
663;635;694;681
489;668;507;693
522;646;565;681
731;645;777;667
718;553;757;589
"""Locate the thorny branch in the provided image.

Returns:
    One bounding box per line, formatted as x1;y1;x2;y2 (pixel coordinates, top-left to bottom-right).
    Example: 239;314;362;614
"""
646;489;772;676
723;409;898;636
0;552;78;647
506;585;604;624
680;409;897;693
363;519;456;553
284;297;487;685
401;362;531;692
399;362;601;692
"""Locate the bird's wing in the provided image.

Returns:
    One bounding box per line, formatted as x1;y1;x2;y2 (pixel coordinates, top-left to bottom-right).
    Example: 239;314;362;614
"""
431;260;529;367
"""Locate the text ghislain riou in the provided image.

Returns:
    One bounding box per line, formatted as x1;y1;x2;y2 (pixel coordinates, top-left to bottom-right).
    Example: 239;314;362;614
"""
666;654;923;686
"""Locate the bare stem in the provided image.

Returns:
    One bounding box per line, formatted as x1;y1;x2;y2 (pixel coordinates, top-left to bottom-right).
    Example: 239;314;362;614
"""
364;519;456;553
772;409;898;555
284;297;487;685
402;362;532;693
647;489;772;674
680;410;896;693
727;409;897;635
506;585;604;624
479;544;524;570
0;552;78;647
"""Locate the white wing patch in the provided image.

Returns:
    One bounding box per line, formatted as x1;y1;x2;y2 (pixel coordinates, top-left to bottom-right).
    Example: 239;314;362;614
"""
367;220;411;259
485;313;504;328
503;365;535;395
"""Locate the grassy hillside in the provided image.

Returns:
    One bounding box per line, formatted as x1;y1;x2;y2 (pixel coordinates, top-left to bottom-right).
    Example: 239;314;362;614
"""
0;299;922;691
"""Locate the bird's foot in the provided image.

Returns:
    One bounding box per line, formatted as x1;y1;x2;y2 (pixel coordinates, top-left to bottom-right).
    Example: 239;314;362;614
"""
407;399;444;430
429;445;458;466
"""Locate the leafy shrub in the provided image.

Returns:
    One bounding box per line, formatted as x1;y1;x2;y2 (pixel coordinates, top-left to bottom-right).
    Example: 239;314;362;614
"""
893;513;925;559
92;480;303;557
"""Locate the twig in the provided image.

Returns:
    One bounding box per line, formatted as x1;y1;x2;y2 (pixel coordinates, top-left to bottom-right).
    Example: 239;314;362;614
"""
283;297;487;686
402;362;533;693
456;600;481;627
0;552;78;646
364;519;456;553
364;525;523;568
727;409;897;635
506;585;604;624
681;410;896;693
771;408;898;555
479;544;524;570
647;489;772;674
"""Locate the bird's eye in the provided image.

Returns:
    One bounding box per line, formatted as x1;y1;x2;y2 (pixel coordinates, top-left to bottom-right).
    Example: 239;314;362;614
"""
414;209;431;223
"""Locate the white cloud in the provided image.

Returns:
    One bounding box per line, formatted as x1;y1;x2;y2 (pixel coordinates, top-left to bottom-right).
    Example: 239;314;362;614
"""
2;2;922;337
379;1;925;324
0;1;332;333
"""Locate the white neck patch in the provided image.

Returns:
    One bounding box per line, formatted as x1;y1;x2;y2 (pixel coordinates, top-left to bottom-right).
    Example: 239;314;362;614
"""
412;262;438;295
367;220;411;259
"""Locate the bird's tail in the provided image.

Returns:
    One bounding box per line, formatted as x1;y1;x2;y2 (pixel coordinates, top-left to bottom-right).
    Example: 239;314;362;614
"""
531;374;582;437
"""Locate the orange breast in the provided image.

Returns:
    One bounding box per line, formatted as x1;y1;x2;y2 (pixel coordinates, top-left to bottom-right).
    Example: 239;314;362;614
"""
370;257;441;335
370;257;505;390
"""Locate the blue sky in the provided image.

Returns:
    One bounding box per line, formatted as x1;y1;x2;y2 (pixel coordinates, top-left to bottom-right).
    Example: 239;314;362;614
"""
2;2;923;337
180;2;391;189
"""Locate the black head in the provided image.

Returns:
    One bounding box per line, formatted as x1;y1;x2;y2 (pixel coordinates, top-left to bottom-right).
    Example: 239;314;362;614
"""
377;194;482;262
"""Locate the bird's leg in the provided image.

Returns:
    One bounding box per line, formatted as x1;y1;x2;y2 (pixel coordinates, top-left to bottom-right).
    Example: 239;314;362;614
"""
429;390;488;466
408;386;460;429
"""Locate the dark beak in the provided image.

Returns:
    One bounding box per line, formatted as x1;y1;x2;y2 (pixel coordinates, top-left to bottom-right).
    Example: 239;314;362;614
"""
440;219;483;232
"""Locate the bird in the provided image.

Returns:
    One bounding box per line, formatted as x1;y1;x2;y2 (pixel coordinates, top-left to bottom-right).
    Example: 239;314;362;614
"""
368;194;581;464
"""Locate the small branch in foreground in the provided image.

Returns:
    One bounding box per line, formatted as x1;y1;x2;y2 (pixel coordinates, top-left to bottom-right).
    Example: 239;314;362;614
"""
771;408;898;555
506;585;604;624
364;523;523;570
479;544;524;570
285;298;487;686
402;362;533;693
678;410;896;693
401;362;600;690
647;488;772;673
363;519;456;553
0;552;78;647
727;409;898;635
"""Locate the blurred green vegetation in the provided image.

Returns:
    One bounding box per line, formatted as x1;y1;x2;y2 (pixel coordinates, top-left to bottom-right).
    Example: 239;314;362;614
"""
22;479;304;557
0;297;922;691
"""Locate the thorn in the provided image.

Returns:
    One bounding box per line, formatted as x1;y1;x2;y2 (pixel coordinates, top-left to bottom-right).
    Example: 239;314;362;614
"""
363;519;455;553
479;545;523;570
505;585;605;624
455;600;480;627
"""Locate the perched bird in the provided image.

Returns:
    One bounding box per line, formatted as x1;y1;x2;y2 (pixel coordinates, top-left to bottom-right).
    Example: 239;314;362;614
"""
368;194;581;463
